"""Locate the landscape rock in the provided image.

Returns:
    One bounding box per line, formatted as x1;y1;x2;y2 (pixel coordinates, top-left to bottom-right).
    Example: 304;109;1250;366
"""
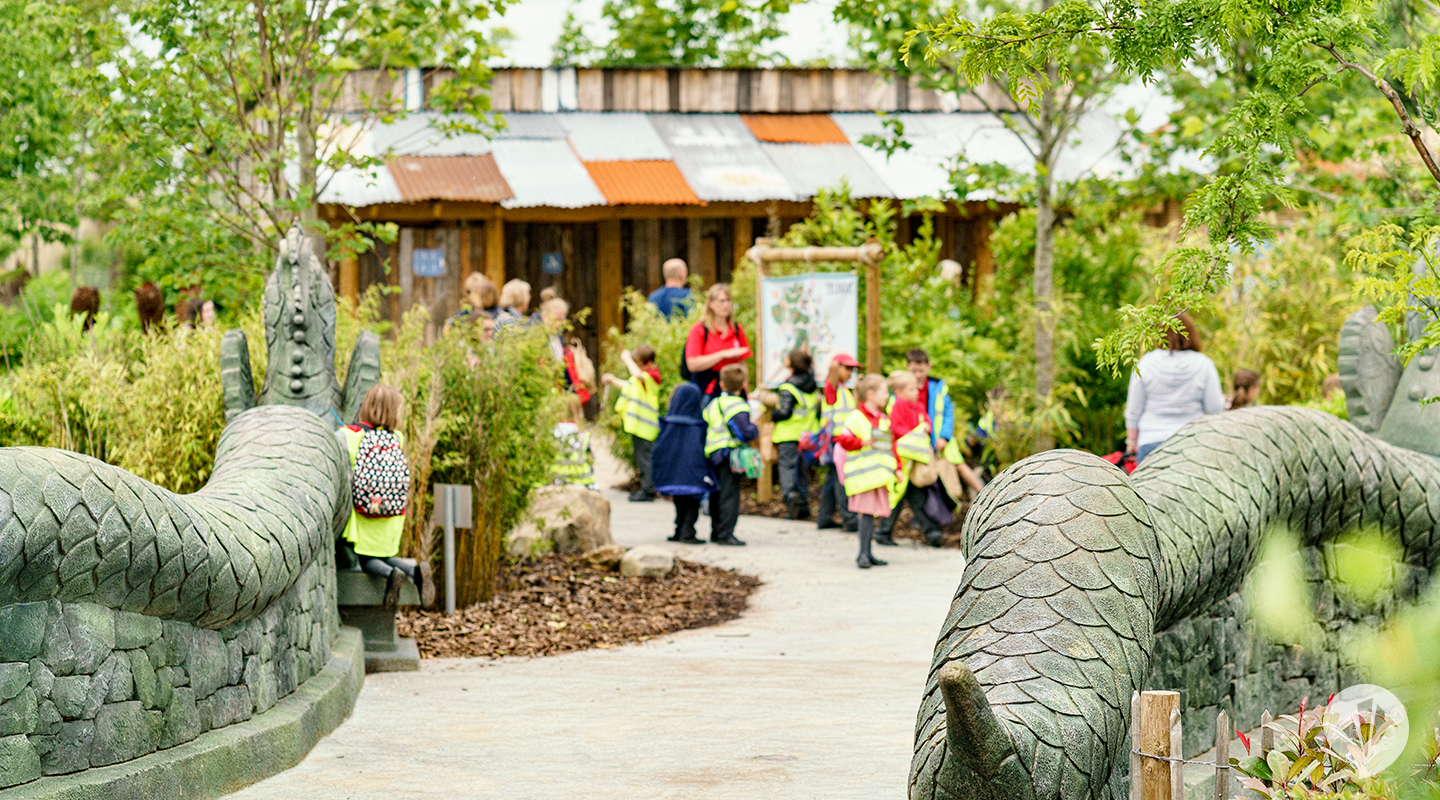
581;544;627;570
619;546;675;578
507;486;613;557
0;603;50;662
39;719;93;775
0;733;40;787
89;701;160;766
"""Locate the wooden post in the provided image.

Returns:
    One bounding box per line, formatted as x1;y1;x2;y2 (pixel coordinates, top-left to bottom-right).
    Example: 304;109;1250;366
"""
732;217;751;281
1213;710;1230;800
1169;708;1183;800
643;218;662;292
753;237;772;504
1138;690;1181;800
1130;692;1142;800
597;218;622;358
398;227;414;319
862;236;881;374
339;257;359;305
486;211;505;288
688;217;705;285
970;215;995;303
459;222;472;286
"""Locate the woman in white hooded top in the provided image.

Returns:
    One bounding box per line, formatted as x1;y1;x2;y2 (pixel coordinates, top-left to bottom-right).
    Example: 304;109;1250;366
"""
1124;312;1224;463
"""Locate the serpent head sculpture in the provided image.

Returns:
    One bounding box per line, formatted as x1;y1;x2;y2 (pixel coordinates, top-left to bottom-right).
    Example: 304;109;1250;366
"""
0;226;380;783
911;305;1440;800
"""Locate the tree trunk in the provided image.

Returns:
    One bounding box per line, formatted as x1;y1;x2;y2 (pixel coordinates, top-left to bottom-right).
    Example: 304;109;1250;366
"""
296;89;323;262
1033;78;1059;452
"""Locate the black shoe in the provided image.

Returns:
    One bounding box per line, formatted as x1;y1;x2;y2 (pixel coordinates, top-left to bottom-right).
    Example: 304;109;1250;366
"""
924;530;946;547
668;533;703;544
629;490;656;502
711;535;747;546
410;568;424;606
842;521;859;533
874;533;898;547
816;519;841;530
857;558;871;569
382;569;405;610
868;555;888;566
796;504;811;520
784;496;804;520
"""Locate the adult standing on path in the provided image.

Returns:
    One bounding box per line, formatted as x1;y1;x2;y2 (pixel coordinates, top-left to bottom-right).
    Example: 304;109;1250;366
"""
1124;312;1224;463
684;284;751;402
648;258;694;320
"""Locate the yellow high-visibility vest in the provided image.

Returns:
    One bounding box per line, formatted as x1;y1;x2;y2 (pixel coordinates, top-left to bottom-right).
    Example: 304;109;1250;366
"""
895;426;933;464
772;383;819;443
821;384;855;431
841;409;897;496
551;430;594;485
702;395;750;457
617;373;660;441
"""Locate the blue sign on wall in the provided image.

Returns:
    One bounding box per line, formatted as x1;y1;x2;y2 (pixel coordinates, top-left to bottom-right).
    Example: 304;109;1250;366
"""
413;248;446;278
542;252;564;275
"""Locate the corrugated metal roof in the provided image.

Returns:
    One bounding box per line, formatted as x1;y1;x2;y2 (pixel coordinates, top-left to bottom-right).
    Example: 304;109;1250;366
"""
648;114;796;202
759;143;893;199
318;164;405;206
584;160;703;205
557;113;672;161
369;114;494;156
490;139;607;209
388;155;514;202
742;114;850;144
489;112;568;139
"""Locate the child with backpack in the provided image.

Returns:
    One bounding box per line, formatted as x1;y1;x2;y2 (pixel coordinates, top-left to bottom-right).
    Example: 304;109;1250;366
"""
879;370;949;547
601;344;661;502
701;363;758;546
340;384;420;605
770;349;820;520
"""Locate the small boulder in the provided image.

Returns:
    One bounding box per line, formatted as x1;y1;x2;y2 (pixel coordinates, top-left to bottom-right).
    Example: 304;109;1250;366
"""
582;544;627;571
619;546;674;578
507;486;613;557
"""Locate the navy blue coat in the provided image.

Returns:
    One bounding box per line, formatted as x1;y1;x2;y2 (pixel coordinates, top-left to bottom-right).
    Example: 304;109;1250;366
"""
652;383;715;496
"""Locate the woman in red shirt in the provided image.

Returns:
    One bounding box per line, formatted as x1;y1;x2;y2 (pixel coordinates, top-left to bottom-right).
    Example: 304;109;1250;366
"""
684;284;751;400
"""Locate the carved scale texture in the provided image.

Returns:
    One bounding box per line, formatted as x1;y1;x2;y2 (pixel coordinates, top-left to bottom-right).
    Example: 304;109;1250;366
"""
0;405;349;630
911;407;1440;800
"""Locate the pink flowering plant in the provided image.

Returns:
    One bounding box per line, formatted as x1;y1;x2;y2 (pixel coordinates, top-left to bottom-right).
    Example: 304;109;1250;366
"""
1231;696;1399;797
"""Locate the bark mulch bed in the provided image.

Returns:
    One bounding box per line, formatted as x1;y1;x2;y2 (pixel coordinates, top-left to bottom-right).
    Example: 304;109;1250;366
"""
397;555;761;658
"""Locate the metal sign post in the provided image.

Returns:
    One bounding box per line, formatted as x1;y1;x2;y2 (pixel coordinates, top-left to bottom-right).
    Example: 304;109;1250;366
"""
429;484;472;615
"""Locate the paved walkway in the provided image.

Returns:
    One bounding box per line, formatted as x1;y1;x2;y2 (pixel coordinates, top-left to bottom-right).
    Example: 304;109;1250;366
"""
231;449;967;799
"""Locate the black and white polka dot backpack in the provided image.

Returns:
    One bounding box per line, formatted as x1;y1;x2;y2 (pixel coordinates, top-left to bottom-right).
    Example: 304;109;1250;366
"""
352;425;410;518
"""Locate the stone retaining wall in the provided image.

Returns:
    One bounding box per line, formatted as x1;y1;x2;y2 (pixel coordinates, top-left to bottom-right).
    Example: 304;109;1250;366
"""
0;552;337;786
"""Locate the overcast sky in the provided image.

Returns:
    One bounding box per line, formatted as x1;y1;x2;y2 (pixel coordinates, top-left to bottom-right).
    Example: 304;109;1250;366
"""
482;0;853;67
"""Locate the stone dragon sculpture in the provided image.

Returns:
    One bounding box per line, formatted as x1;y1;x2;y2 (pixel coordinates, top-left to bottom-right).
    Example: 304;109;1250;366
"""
0;227;380;782
911;306;1440;800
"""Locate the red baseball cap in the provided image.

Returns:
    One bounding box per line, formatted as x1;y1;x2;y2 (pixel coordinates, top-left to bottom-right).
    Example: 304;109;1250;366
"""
831;353;859;367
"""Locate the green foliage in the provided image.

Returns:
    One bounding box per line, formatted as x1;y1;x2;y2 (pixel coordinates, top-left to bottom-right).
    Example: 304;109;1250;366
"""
1350;223;1440;366
902;0;1440;375
597;287;702;466
550;0;792;67
1232;696;1402;796
0;305;254;493
1200;215;1360;406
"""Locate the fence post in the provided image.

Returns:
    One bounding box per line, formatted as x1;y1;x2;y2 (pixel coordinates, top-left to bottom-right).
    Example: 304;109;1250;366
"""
1139;690;1182;800
1214;710;1230;800
1131;691;1142;800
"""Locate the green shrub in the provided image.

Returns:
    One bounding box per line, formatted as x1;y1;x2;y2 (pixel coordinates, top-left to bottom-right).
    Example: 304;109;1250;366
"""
596;287;702;467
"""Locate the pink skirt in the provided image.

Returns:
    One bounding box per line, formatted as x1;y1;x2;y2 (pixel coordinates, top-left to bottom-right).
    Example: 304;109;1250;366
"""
833;445;891;518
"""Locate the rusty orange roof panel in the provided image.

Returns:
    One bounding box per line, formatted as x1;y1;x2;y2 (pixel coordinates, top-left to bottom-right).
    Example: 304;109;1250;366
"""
741;114;850;144
582;160;705;206
387;155;514;202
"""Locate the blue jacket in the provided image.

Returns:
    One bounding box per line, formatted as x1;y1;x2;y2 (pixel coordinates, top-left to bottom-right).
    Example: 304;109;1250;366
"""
925;377;954;448
652;383;715;496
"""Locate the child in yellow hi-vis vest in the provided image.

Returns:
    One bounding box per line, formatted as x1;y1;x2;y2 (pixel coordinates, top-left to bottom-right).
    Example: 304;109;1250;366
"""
602;344;661;502
834;374;899;569
337;384;420;607
549;395;596;489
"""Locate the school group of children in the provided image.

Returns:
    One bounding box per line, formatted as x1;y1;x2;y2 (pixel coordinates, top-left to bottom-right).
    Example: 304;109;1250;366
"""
602;345;984;569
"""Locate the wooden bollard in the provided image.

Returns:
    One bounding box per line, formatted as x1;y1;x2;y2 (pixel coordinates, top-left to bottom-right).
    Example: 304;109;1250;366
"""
1137;690;1183;800
1214;710;1231;800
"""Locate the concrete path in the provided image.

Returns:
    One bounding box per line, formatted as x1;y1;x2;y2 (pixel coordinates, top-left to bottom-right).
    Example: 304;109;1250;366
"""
230;448;967;800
